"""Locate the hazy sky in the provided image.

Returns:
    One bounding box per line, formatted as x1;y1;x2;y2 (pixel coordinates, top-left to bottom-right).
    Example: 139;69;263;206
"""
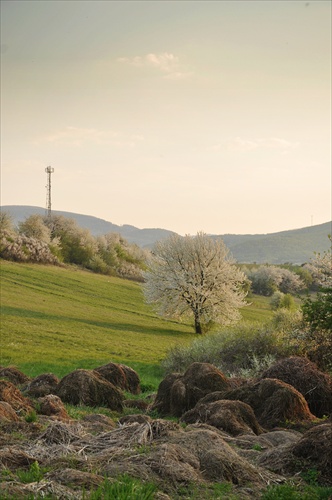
1;0;331;235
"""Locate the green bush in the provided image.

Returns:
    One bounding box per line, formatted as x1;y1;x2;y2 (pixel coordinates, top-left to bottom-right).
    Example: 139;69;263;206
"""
162;321;291;377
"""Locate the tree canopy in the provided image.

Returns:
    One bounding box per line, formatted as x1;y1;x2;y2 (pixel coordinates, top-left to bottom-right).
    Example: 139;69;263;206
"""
143;232;248;334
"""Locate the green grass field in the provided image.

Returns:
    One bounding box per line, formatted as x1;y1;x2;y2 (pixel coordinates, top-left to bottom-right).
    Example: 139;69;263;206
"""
0;260;273;383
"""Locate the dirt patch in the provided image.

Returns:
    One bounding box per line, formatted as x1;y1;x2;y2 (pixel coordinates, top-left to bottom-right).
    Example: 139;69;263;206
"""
261;356;332;418
56;369;124;411
0;380;33;416
181;399;263;436
221;378;315;429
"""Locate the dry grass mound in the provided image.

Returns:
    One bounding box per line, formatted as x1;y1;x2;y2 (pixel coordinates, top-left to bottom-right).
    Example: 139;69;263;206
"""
181;399;263;436
222;378;315;429
119;414;152;425
151;363;231;418
292;422;332;484
257;423;332;485
24;373;59;398
38;395;71;421
0;446;36;469
56;369;124;411
45;468;104;489
0;401;20;423
119;364;141;394
38;421;85;445
0;480;82;499
92;420;282;495
0;380;33;416
0;366;30;385
261;356;332;418
149;372;182;416
93;362;141;394
81;413;116;433
165;426;281;486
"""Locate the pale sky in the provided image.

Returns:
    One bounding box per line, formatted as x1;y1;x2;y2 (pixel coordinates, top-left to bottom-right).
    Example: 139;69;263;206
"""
1;0;331;235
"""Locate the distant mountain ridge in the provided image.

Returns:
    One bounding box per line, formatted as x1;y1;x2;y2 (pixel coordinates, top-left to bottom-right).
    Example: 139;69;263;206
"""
1;205;331;264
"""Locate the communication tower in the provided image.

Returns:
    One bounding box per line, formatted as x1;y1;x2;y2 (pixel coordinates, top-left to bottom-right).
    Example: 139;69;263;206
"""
45;166;54;218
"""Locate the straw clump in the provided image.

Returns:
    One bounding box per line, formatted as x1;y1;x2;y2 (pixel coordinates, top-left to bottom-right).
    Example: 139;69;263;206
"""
261;356;332;418
55;369;124;411
0;401;20;423
292;422;332;484
181;399;263;436
24;373;60;398
151;363;231;417
38;394;71;421
0;380;33;416
0;366;30;386
221;378;315;428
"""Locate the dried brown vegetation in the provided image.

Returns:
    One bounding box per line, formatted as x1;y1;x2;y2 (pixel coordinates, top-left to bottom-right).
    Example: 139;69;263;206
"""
55;369;124;411
261;356;332;418
0;360;331;498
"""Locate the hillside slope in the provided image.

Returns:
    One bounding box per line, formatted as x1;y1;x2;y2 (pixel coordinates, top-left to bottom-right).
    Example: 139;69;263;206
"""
1;205;331;264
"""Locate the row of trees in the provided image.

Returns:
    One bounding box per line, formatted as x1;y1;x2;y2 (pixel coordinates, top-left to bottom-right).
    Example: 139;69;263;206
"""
0;213;147;280
1;212;330;345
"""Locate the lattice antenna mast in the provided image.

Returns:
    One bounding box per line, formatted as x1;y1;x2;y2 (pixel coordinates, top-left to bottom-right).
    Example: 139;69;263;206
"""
45;166;54;218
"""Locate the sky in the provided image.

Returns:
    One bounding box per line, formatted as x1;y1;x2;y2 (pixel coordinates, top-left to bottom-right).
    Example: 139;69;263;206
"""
1;0;331;236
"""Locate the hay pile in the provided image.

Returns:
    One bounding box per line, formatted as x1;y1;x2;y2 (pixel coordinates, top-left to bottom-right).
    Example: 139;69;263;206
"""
38;395;71;421
23;373;59;398
93;362;141;394
55;369;124;411
221;378;315;428
1;362;331;498
0;446;36;469
292;422;332;483
151;363;232;417
0;366;30;385
257;423;332;485
0;479;82;499
0;380;33;416
0;401;19;423
261;356;332;418
180;399;263;436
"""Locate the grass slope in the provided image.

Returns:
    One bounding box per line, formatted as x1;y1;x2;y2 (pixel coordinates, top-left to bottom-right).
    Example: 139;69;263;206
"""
0;260;273;381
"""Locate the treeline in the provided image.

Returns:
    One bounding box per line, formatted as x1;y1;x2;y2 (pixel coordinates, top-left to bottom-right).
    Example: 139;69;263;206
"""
0;213;147;281
0;211;323;296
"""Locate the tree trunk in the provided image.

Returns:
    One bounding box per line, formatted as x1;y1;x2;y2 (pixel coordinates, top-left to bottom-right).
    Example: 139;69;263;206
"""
194;316;203;334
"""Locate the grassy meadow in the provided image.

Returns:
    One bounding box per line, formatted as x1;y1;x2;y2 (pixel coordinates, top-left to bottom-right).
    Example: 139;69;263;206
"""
0;260;273;384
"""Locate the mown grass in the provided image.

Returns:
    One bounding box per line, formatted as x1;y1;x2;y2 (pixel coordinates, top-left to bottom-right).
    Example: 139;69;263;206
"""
0;260;273;383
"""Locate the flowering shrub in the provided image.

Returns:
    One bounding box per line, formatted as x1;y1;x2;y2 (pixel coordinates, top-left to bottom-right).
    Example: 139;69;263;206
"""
0;231;59;264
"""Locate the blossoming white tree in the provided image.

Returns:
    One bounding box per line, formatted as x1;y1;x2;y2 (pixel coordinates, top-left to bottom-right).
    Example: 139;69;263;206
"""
143;232;247;334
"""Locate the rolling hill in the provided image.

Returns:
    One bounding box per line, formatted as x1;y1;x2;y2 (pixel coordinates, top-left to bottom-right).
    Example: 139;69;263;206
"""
1;205;331;264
